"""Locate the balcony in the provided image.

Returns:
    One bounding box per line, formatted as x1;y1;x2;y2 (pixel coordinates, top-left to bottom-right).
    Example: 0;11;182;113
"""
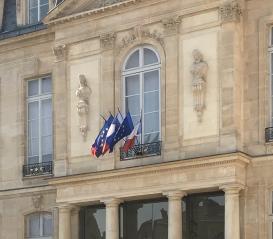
120;141;162;161
265;127;273;143
23;161;53;177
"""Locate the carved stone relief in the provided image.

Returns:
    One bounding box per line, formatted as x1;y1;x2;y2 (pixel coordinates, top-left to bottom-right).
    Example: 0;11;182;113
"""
76;75;92;140
161;16;182;35
219;0;242;23
32;195;43;209
53;44;67;61
100;32;116;49
116;25;164;53
190;49;209;123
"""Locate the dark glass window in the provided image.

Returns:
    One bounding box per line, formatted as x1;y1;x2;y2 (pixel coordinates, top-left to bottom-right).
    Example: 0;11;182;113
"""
80;205;106;239
183;192;225;239
120;199;168;239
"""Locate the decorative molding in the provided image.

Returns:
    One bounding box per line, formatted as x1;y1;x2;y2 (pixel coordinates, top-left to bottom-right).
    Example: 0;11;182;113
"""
161;16;182;34
48;153;250;186
117;25;164;53
46;0;143;25
190;49;208;123
219;1;242;23
76;74;92;140
32;195;43;209
100;32;117;49
53;44;67;61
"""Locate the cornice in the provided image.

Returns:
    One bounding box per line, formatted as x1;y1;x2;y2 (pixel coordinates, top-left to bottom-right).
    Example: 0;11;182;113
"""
48;152;250;186
44;0;144;26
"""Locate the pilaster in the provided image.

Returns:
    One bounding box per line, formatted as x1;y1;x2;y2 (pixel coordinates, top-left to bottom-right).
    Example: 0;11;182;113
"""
161;16;182;159
52;44;68;176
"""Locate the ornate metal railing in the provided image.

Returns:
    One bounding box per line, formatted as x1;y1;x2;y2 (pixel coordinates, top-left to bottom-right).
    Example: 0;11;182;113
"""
23;161;53;177
120;141;162;161
265;127;273;142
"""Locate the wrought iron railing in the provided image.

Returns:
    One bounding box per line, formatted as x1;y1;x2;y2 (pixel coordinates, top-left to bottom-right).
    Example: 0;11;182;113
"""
265;127;273;142
120;141;162;161
23;161;53;177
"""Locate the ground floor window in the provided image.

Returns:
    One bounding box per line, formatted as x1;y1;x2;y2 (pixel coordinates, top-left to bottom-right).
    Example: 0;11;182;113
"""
183;192;225;239
79;205;106;239
120;199;168;239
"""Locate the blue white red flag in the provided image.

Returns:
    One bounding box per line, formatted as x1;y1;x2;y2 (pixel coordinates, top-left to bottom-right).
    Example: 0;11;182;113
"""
122;120;141;152
110;112;134;151
91;115;114;158
102;112;123;154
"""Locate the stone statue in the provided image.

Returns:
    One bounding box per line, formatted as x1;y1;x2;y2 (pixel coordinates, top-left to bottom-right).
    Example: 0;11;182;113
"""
76;75;92;140
190;49;208;122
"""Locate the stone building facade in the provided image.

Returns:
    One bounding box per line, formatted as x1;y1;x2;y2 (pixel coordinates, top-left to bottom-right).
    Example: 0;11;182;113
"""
0;0;273;239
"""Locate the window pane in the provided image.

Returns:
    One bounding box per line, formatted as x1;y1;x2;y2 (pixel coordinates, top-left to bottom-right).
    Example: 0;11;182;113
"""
144;132;159;144
41;77;52;94
152;201;168;238
40;4;49;20
27;213;40;237
41;99;52;118
29;8;38;24
82;206;106;239
43;213;52;236
125;50;140;69
29;138;39;156
144;48;159;65
144;70;159;92
183;193;225;239
28;155;39;164
120;200;168;239
28;80;39;97
144;91;159;113
29;0;38;8
28;101;39;120
126;95;140;115
144;112;159;133
40;0;48;5
42;136;52;160
125;75;140;96
29;119;39;139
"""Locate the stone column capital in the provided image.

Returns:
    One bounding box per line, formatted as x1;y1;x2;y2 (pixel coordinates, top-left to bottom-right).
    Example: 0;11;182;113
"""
101;198;123;207
163;190;187;200
57;204;74;212
220;183;245;195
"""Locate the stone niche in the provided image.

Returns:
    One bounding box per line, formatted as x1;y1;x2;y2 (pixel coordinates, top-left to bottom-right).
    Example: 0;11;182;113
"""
69;56;100;158
180;28;219;141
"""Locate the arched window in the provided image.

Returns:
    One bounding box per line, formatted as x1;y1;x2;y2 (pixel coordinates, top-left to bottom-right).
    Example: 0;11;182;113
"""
123;46;161;144
25;212;52;239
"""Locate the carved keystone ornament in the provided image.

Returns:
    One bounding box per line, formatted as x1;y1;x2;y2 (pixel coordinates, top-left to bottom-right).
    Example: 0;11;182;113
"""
219;0;242;23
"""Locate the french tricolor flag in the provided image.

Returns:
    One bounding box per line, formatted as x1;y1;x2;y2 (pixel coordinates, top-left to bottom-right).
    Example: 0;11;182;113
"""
122;121;141;152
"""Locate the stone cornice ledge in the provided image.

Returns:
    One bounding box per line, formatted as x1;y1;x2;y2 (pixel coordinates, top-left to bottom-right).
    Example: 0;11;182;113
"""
44;0;145;25
48;152;250;186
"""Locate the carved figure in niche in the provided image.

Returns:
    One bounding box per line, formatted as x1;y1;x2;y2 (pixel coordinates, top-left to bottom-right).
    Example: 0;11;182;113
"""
76;75;92;140
190;49;208;122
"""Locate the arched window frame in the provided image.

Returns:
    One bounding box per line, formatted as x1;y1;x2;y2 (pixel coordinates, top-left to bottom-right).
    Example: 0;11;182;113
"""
122;45;161;144
25;211;53;239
